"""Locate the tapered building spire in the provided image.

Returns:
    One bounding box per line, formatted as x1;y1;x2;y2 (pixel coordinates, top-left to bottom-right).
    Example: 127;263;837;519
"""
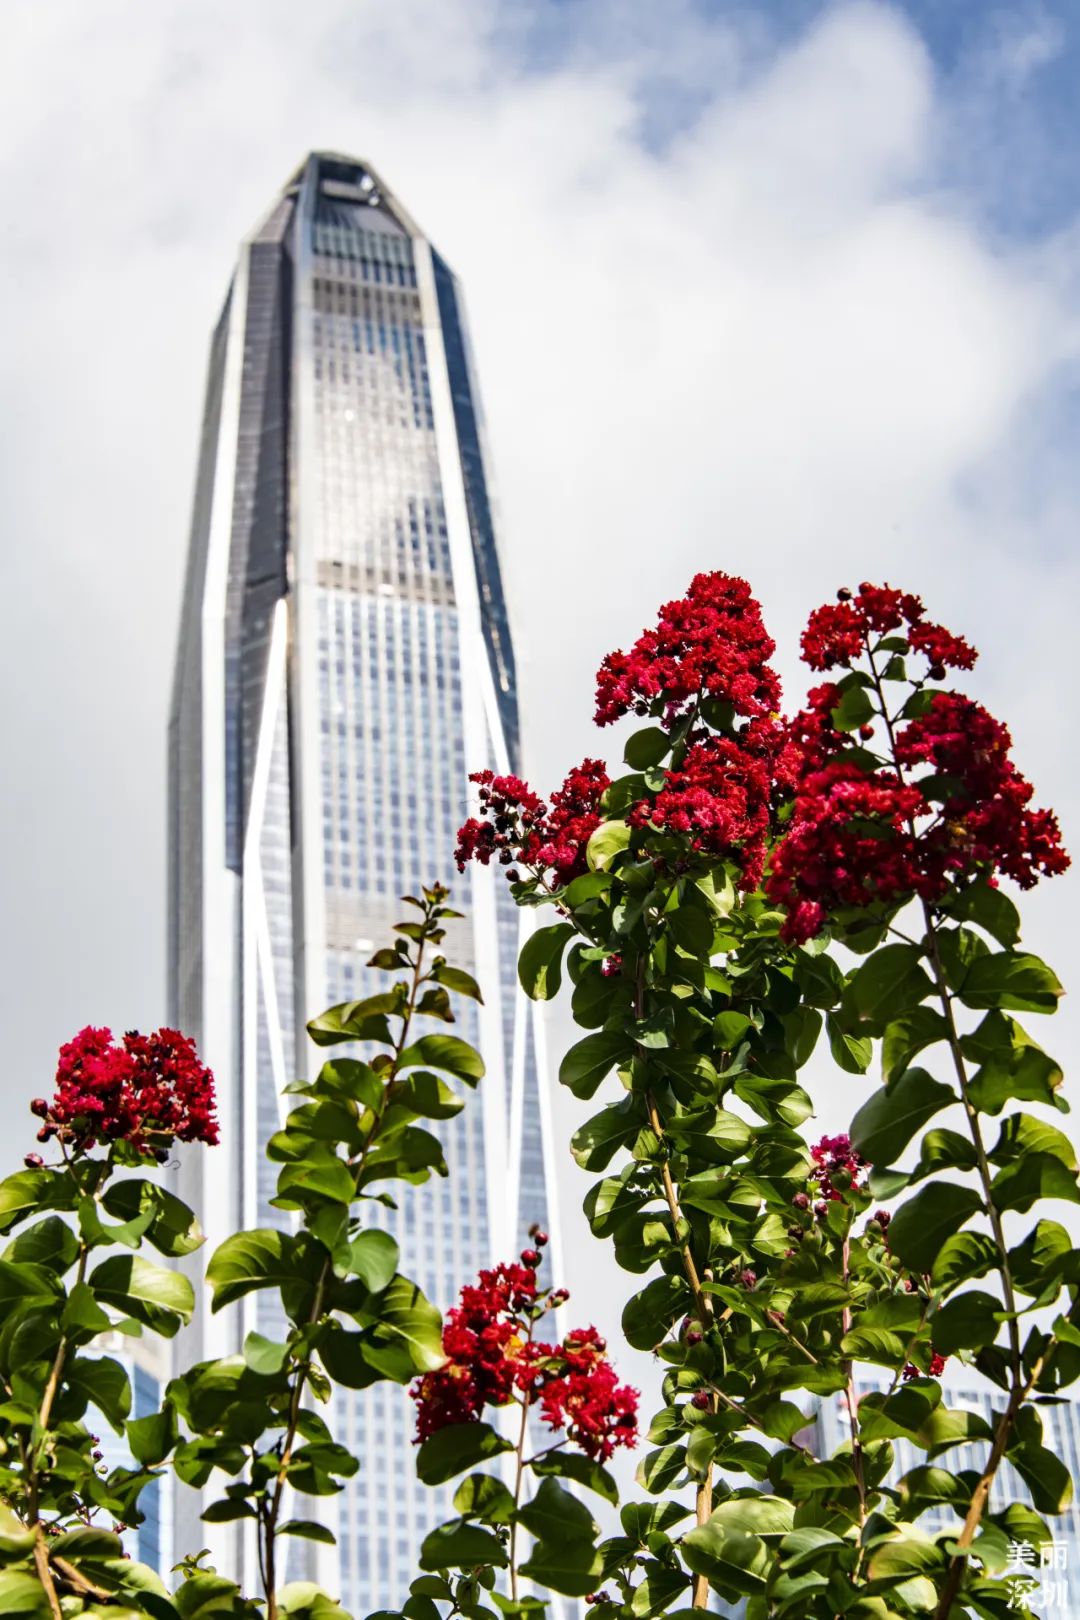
168;153;557;1611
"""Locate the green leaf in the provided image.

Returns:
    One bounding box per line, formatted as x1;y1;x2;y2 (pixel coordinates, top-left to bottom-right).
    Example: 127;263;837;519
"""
586;820;631;873
666;901;715;957
205;1230;298;1311
89;1254;194;1334
888;1184;983;1274
279;1521;337;1544
622;1275;691;1351
395;1072;463;1121
529;1450;618;1504
519;1538;604;1598
882;1008;950;1084
453;1474;515;1524
429;964;483;1003
838;1328;906;1367
515;1479;597;1544
0;1171;57;1235
948;880;1021;947
930;1231;1000;1290
559;1031;632;1101
2;1216;78;1273
916;1404;993;1457
635;1444;687;1493
957;952;1063;1014
307;1002;395;1047
991;1152;1080;1213
517;924;575;1001
969;1036;1063;1116
399;1035;485;1086
571;1099;642;1172
362;1275;444;1379
126;1405;179;1466
1009;1407;1074;1513
102;1179;205;1257
624;728;670;769
826;1014;872;1075
68;1353;132;1431
830;684;876;731
417;1423;513;1487
0;1571;54;1616
930;1291;1002;1355
242;1332;290;1376
845;945;934;1028
850;1067;955;1167
419;1519;507;1571
349;1230;400;1292
867;1534;946;1582
990;1112;1076;1169
1009;1220;1075;1295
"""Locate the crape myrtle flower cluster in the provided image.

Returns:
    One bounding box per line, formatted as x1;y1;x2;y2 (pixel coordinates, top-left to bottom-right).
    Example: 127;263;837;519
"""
768;584;1069;943
800;583;977;676
455;761;610;886
594;570;782;726
29;1026;219;1159
411;1239;638;1463
457;573;797;891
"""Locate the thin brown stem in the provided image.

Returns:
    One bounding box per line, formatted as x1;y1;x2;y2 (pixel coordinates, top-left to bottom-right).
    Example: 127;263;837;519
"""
32;1532;63;1620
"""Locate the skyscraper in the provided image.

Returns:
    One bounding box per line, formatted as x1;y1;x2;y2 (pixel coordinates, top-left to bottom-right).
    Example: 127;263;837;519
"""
168;153;559;1611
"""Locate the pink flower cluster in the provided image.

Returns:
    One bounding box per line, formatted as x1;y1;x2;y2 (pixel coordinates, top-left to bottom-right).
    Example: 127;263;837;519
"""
32;1027;218;1156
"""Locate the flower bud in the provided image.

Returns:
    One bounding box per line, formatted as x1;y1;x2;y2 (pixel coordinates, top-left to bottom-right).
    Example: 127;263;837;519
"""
690;1390;711;1410
23;1153;44;1169
520;1248;541;1268
928;664;946;681
837;587;853;601
30;1098;49;1118
858;723;874;740
791;1191;809;1210
36;1126;53;1143
685;1329;703;1346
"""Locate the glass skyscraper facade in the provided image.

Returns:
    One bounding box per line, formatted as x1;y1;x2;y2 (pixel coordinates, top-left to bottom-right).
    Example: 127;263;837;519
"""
167;153;559;1611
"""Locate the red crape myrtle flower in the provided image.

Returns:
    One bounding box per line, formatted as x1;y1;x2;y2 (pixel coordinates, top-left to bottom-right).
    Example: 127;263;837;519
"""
800;583;976;674
594;571;782;726
766;763;929;944
42;1026;218;1155
770;589;1068;941
412;1257;638;1463
455;762;609;886
628;718;798;891
894;692;1070;892
810;1134;866;1202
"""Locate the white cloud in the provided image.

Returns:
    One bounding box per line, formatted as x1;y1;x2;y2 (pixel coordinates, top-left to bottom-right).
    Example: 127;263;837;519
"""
0;0;1078;1415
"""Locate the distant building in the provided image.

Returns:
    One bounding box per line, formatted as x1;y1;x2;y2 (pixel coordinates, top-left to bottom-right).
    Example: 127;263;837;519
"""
167;153;558;1612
